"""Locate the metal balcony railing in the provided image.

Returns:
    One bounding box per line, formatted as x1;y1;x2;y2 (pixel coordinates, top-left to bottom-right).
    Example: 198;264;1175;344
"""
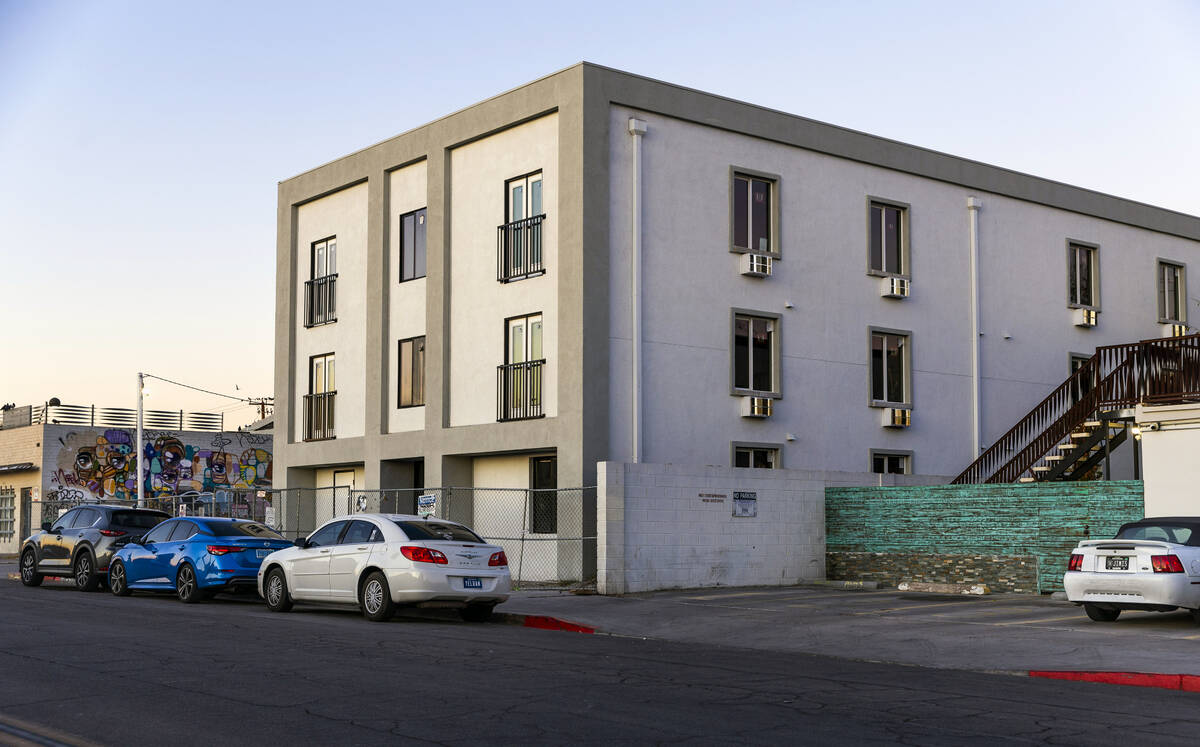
304;274;337;327
2;403;225;431
303;391;336;441
497;360;545;422
497;215;545;282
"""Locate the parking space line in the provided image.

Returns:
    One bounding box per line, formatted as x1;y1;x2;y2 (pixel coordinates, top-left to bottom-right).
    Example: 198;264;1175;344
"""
992;613;1091;626
930;606;1046;619
853;601;977;615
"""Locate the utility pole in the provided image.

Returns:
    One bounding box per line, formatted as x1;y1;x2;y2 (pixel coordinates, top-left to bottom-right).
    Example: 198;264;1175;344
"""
136;372;145;509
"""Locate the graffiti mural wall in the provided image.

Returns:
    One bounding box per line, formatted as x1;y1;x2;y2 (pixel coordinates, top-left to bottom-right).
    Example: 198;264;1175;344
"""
44;425;273;502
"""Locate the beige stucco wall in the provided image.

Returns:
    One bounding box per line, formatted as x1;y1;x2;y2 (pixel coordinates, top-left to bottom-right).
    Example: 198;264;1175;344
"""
1137;403;1200;517
449;113;559;427
0;424;43;553
294;182;369;442
388;160;429;433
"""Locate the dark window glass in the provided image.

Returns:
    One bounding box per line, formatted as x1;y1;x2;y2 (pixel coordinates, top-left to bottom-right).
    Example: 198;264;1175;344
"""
530;456;557;534
735;447;777;469
734;317;750;389
884;206;901;274
400;208;427;282
207;522;284;538
399;337;426;407
886;336;904;403
307;520;348;547
751;318;772;392
733;177;748;249
872;454;907;474
1070;244;1095;307
1159;262;1183;321
1116;524;1198;545
74;509;100;528
751;179;770;253
734;450;750;468
871;335;884;401
142;522;175;544
869;203;904;274
50;510;75;531
342;520;380;544
168;521;198;541
872;332;907;404
394;521;483;543
870;206;883;272
111;511;169;529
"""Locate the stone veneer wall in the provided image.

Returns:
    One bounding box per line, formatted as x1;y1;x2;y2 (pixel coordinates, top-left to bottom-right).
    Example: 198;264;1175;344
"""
825;482;1144;593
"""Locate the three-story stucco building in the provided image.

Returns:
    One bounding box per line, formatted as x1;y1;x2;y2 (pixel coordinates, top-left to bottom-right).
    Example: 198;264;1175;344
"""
275;63;1200;553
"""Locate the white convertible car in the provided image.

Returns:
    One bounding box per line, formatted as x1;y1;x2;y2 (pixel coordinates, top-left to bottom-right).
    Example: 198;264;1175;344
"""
258;514;511;622
1064;517;1200;623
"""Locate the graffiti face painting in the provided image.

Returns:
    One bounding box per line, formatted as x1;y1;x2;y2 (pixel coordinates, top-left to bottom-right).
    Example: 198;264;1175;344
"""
48;428;273;502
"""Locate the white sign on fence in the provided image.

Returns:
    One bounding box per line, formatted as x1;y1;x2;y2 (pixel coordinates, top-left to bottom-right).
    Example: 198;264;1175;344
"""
264;507;275;526
417;493;437;517
178;504;188;517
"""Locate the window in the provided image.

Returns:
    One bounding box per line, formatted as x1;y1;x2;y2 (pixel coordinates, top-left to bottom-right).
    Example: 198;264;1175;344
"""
142;521;175;544
870;450;911;474
305;236;338;326
398;337;426;408
1157;260;1186;323
731;171;777;255
734;446;779;469
0;487;13;540
733;313;777;394
530;456;557;534
342;520;381;544
207;522;283;538
394;521;483;543
498;172;545;282
498;314;544;421
168;521;198;541
868;200;907;276
305;353;336;441
400;208;427;282
870;330;910;405
307;520;348;547
74;508;100;528
1067;242;1099;309
1070;353;1094;402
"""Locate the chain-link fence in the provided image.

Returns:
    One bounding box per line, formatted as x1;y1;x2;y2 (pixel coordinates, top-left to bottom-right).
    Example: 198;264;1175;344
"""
266;486;595;588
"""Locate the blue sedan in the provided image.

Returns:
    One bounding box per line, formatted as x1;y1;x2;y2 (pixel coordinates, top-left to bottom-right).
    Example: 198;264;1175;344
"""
108;517;293;603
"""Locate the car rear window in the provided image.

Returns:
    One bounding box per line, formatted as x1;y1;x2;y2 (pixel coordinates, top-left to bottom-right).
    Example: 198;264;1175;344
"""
393;520;483;543
1116;524;1199;545
206;522;284;539
111;511;170;529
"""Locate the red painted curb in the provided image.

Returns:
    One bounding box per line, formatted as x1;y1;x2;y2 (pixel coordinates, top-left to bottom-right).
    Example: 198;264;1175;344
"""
1030;671;1200;692
520;615;595;634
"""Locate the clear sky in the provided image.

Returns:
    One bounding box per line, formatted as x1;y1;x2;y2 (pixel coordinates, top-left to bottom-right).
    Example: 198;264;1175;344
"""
1;0;1197;427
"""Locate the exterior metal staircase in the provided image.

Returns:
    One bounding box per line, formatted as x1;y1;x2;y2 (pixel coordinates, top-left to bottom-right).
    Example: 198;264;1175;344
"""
953;334;1200;484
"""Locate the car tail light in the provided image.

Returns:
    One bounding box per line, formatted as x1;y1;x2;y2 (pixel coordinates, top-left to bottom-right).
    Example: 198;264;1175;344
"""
98;529;127;537
489;551;508;567
1152;554;1185;573
206;545;247;556
1067;553;1084;572
401;546;448;565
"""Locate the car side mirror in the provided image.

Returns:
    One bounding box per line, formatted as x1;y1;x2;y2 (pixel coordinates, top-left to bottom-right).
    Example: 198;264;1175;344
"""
41;522;52;532
293;537;309;548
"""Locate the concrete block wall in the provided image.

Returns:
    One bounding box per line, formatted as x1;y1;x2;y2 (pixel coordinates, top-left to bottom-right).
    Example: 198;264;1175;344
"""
597;460;951;594
0;424;44;554
826;481;1144;592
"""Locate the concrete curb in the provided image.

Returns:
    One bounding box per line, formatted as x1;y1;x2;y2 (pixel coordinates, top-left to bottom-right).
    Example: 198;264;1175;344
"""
1030;671;1200;692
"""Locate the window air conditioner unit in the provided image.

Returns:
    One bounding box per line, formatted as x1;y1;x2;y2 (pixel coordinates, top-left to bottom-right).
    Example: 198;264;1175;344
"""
880;276;909;299
1073;308;1097;328
881;408;911;428
740;396;773;418
739;253;773;278
1162;322;1189;338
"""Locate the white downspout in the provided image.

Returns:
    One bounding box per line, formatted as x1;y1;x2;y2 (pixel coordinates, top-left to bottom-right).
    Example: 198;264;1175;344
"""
967;196;982;458
628;118;647;463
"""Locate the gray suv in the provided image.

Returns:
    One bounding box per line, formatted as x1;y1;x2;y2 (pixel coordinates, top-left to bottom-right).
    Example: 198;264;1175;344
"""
20;505;170;591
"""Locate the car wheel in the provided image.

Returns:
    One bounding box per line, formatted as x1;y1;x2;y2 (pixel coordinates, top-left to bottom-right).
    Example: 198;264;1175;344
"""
360;571;396;622
1084;603;1120;622
176;563;204;604
459;604;495;623
109;560;132;597
19;549;43;587
74;551;100;593
264;568;293;613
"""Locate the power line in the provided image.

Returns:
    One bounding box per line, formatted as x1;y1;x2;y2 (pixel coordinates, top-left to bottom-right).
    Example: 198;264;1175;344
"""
142;373;258;404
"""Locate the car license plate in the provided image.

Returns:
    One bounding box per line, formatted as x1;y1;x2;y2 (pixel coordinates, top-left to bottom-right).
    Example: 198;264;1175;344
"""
1105;556;1129;570
463;577;482;589
256;549;272;559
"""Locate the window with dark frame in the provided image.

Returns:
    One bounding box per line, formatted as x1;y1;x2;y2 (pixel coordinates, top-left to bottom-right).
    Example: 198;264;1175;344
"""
871;331;909;405
1158;260;1185;323
498;172;545;282
400;208;427;282
732;173;773;254
869;201;905;275
734;314;775;393
1070;353;1093;402
530;456;557;534
498;313;545;421
304;352;336;441
312;237;337;279
397;336;425;408
1068;243;1098;308
305;236;338;327
871;452;909;474
734;447;778;469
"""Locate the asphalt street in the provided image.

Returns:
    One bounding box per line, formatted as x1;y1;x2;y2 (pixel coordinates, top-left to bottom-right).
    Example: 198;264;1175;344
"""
5;572;1200;745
